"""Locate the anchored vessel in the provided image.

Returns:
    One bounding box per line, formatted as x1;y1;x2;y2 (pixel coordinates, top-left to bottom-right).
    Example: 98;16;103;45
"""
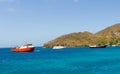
89;45;107;48
53;46;66;49
11;43;35;52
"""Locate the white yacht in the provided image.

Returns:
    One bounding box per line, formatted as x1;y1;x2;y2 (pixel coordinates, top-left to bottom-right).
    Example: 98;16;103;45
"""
53;46;66;49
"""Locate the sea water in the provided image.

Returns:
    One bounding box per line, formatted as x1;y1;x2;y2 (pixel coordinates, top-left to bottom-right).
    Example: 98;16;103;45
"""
1;47;120;74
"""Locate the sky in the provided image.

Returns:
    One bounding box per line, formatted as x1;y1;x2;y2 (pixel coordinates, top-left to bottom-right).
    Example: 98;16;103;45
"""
0;0;120;47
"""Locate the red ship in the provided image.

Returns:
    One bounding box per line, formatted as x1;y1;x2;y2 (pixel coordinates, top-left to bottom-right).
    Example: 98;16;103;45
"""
11;43;35;52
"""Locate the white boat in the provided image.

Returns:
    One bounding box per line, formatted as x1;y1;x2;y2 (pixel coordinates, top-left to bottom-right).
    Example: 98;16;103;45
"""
53;46;66;49
112;45;117;47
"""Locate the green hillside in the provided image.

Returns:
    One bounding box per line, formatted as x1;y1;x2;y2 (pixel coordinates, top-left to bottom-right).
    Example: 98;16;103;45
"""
43;23;120;48
96;23;120;37
95;23;120;45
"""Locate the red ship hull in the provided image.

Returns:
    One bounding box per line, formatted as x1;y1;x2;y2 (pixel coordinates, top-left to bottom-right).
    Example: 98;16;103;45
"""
11;47;35;52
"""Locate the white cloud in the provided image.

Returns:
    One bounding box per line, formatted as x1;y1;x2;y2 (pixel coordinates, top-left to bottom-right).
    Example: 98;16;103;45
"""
73;0;79;2
8;7;16;12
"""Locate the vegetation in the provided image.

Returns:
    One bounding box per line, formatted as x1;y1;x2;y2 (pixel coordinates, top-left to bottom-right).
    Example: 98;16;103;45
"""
43;23;120;48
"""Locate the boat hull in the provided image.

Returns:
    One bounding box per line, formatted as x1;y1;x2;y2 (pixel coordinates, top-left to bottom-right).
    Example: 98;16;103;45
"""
11;47;35;52
53;46;66;49
89;45;107;48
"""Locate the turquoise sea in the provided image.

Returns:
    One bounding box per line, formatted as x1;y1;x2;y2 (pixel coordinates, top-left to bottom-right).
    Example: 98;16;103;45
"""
1;47;120;74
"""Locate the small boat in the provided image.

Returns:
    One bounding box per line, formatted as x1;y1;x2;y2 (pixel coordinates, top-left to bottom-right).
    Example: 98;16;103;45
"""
53;46;66;49
89;45;107;48
11;43;35;52
112;45;117;47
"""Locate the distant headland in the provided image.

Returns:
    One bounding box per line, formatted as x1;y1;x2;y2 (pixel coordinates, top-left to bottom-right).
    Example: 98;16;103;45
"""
43;23;120;48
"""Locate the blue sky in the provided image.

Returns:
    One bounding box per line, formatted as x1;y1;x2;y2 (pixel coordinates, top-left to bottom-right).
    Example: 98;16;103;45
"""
0;0;120;47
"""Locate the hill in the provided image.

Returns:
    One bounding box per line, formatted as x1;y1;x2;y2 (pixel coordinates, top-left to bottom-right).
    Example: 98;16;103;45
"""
96;23;120;37
44;32;96;48
43;23;120;48
95;23;120;45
